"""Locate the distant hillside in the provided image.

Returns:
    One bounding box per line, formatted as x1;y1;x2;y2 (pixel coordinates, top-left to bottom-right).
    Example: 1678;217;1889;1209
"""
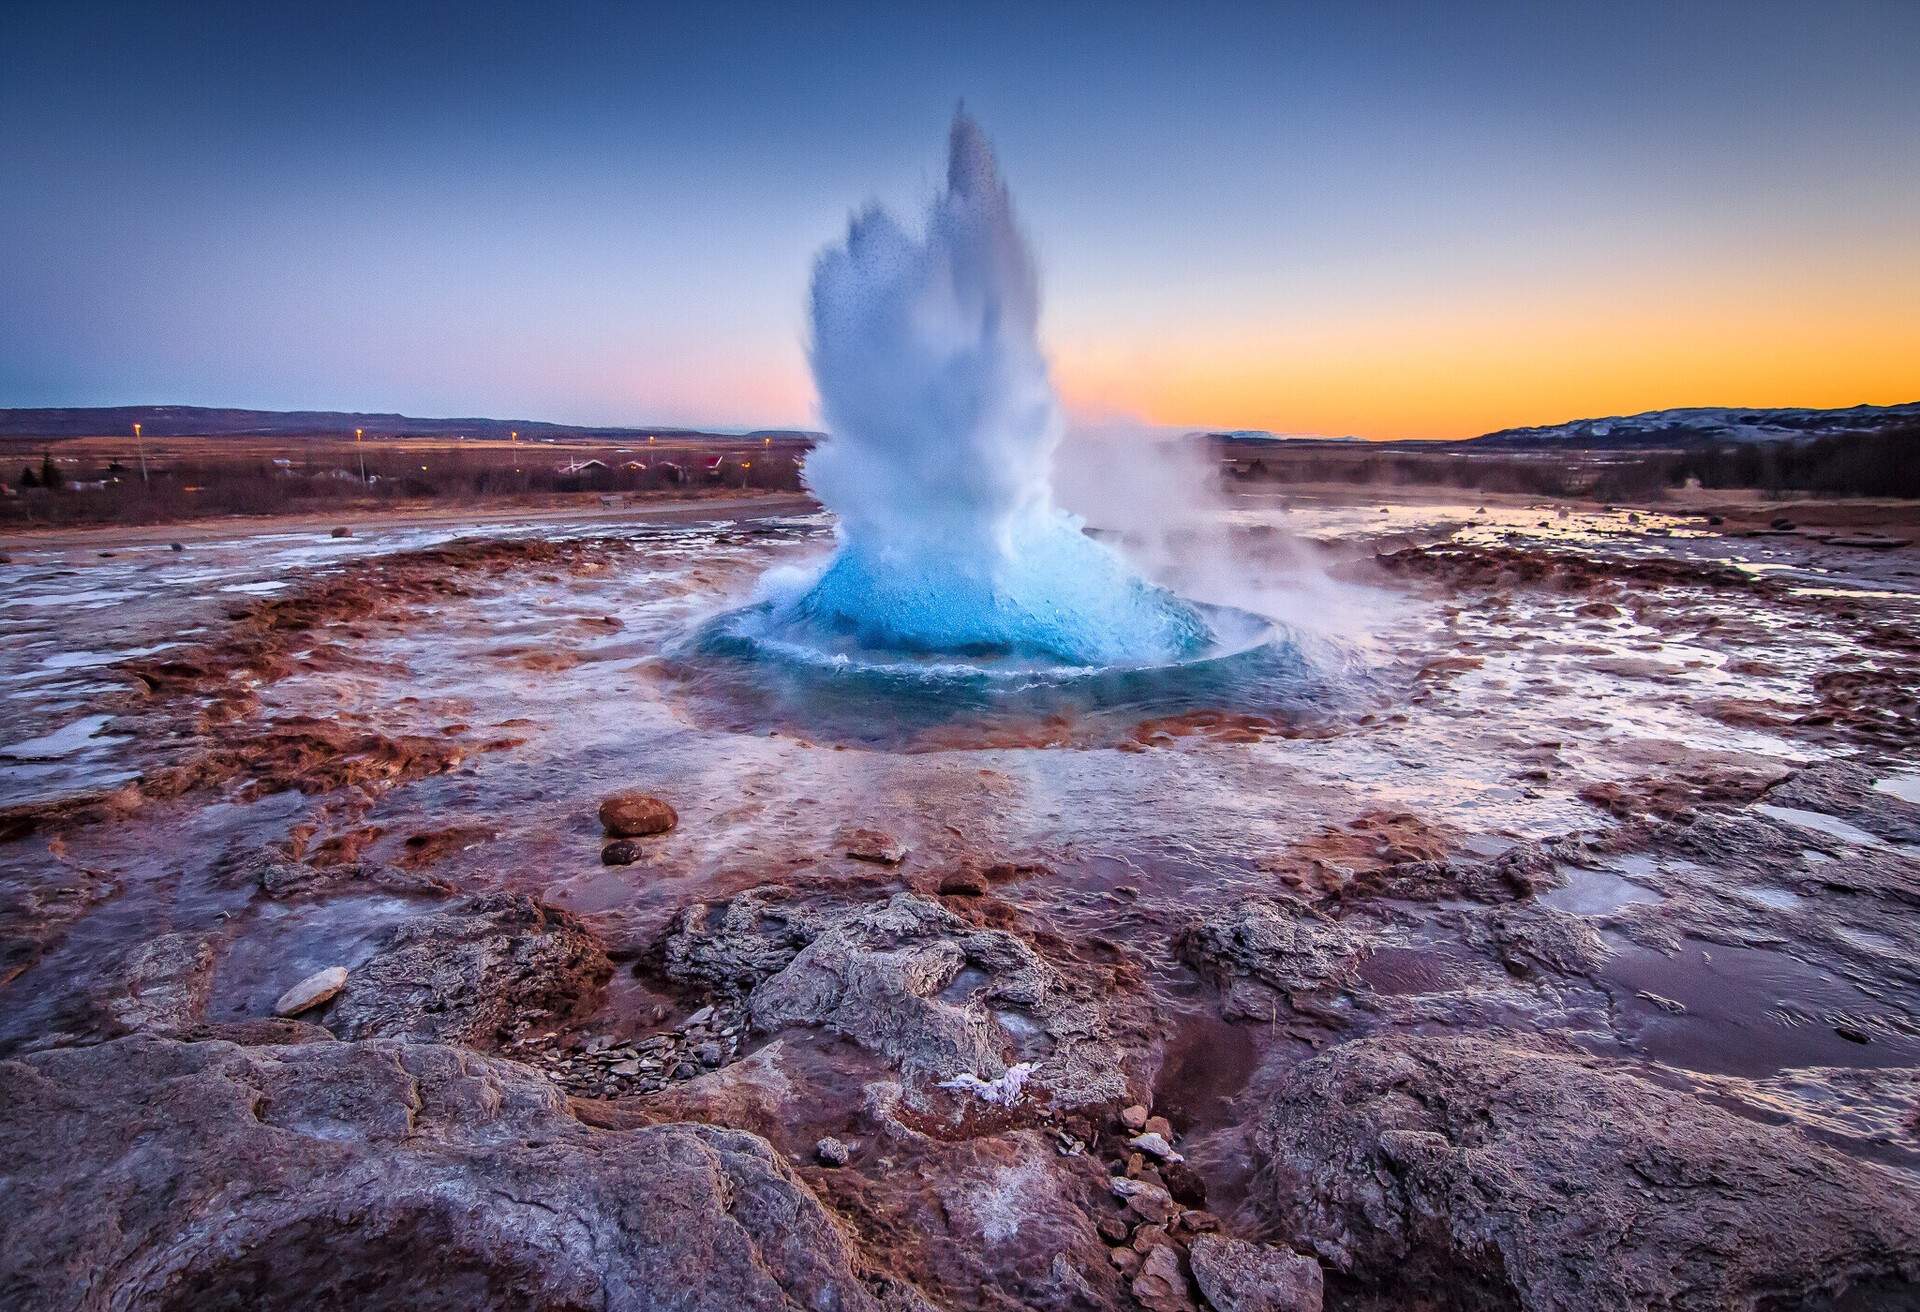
1465;402;1920;449
0;405;820;443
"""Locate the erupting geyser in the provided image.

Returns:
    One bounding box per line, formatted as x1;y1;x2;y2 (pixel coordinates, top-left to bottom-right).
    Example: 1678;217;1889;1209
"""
747;113;1219;668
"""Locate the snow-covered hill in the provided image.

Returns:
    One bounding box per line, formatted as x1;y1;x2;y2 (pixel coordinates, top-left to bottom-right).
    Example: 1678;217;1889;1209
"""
1467;402;1919;448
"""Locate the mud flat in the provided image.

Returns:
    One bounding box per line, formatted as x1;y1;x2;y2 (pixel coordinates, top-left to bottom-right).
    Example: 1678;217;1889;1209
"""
3;492;1919;1310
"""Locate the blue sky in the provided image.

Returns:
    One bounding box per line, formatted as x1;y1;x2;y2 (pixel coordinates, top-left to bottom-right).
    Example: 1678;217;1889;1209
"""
4;1;1916;437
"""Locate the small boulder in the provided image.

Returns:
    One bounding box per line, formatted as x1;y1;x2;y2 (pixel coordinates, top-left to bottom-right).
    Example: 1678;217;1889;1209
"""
601;839;643;865
840;827;907;864
1120;1103;1150;1132
1188;1233;1323;1312
273;965;348;1017
938;870;988;896
329;525;352;538
598;791;677;838
816;1136;851;1167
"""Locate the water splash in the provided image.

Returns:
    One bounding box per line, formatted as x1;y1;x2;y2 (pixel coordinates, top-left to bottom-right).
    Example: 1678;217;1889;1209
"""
756;112;1215;667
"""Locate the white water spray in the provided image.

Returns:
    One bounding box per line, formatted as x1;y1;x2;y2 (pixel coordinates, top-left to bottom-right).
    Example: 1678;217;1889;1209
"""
762;113;1214;666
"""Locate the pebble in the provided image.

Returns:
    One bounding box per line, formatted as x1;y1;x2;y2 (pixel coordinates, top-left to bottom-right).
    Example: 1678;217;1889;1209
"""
273;966;348;1017
815;1136;851;1167
1120;1103;1150;1132
601;839;643;866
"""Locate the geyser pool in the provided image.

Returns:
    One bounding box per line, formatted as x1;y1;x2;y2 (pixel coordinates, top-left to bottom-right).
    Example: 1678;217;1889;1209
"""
684;113;1327;727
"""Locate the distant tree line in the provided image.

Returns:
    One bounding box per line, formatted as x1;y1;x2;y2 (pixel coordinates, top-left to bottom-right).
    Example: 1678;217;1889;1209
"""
1652;426;1920;498
1225;422;1919;501
2;446;805;526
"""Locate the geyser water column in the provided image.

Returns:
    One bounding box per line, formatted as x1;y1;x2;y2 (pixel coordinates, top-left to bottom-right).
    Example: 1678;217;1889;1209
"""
768;114;1214;667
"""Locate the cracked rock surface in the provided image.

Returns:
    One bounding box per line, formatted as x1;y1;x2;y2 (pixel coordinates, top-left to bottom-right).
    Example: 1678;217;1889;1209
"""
1254;1032;1920;1312
0;1034;930;1312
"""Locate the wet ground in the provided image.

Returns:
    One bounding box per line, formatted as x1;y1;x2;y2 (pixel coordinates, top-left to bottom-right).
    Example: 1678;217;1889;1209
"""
3;489;1918;1307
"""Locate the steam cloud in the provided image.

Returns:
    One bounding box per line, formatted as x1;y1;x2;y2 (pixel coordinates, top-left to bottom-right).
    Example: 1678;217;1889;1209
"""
764;113;1214;666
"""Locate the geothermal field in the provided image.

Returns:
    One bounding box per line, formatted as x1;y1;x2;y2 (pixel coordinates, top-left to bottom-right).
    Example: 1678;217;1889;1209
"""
5;121;1920;1312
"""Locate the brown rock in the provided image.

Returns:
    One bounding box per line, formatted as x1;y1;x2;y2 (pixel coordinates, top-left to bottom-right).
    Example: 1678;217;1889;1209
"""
1111;1176;1180;1227
840;827;907;864
1132;1243;1197;1312
597;791;677;838
601;839;643;865
1131;1223;1173;1253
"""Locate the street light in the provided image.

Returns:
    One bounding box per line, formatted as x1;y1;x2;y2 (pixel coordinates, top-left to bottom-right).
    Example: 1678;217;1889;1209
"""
133;422;149;485
355;428;368;485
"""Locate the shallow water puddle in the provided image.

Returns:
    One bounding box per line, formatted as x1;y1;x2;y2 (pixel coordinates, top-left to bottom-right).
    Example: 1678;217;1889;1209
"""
1602;935;1920;1077
1;713;123;760
1539;863;1665;916
1756;804;1896;850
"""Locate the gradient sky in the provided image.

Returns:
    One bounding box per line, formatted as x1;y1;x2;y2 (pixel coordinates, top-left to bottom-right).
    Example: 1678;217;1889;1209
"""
4;1;1916;439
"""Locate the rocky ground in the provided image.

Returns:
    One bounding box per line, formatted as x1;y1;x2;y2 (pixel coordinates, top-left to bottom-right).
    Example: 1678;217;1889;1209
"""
2;497;1918;1310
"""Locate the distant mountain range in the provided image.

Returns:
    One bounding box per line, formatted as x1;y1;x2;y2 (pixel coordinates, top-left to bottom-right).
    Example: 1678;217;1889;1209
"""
1461;402;1920;448
0;405;819;443
4;401;1914;449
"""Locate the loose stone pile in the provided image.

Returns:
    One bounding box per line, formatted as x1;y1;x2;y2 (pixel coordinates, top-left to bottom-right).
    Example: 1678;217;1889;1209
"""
505;1002;749;1098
